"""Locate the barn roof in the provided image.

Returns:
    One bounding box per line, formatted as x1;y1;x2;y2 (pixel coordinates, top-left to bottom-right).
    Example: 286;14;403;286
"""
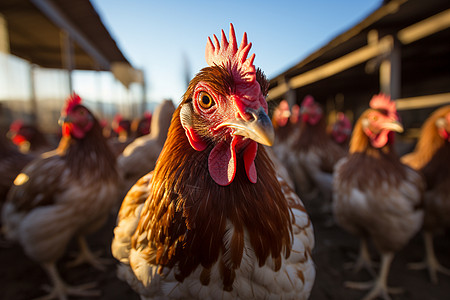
0;0;130;71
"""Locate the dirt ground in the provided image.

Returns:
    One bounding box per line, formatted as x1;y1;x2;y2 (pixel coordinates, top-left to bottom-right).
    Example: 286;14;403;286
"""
1;199;450;300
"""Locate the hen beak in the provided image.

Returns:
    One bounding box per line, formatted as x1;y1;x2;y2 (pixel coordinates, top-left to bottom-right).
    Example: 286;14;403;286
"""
58;114;74;126
220;107;275;146
381;120;404;133
58;116;67;126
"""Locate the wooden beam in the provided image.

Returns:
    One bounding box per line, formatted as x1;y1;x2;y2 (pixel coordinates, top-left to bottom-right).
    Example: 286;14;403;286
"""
267;82;289;101
395;93;450;110
31;0;110;70
398;9;450;45
267;35;393;100
290;36;393;90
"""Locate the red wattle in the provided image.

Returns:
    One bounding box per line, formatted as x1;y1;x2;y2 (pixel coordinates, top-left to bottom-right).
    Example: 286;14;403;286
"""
62;124;72;137
438;128;450;141
12;135;26;146
208;139;236;186
243;141;258;183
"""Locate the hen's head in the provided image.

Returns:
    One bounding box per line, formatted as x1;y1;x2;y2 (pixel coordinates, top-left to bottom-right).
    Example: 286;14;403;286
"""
301;95;323;125
8;120;28;146
331;112;352;144
132;112;152;137
290;104;300;124
180;24;273;186
360;94;403;148
272;100;291;128
59;93;95;139
435;106;450;142
112;114;131;135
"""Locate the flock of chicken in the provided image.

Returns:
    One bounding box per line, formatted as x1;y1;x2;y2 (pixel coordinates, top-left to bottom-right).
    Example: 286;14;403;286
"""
0;23;449;300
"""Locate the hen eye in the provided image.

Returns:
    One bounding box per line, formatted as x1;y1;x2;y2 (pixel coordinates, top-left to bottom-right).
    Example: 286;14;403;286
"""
198;92;215;109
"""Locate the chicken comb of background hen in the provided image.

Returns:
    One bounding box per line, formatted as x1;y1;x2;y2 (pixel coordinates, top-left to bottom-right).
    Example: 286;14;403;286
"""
61;92;82;115
8;119;23;134
369;93;398;119
301;95;315;107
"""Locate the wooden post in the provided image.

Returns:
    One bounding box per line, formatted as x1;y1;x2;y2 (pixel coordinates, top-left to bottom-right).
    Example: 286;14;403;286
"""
389;39;401;100
379;38;401;99
60;30;74;93
29;65;38;125
0;13;10;54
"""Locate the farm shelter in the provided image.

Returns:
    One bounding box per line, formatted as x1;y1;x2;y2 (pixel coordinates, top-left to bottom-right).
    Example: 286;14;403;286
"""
0;0;144;133
268;0;450;151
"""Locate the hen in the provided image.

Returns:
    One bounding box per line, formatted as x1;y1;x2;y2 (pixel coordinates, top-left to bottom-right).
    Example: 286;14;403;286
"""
288;95;346;207
0;132;34;209
118;99;175;196
332;94;424;300
329;112;352;150
272;100;293;159
131;112;153;138
7;120;54;154
2;93;119;299
109;114;133;157
401;105;450;284
112;24;315;299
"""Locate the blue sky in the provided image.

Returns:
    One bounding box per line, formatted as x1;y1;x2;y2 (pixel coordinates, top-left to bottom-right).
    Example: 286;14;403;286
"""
90;0;381;105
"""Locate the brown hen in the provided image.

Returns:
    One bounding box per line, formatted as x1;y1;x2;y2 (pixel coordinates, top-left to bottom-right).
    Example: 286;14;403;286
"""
112;24;315;299
333;94;424;300
2;93;119;299
401;105;450;284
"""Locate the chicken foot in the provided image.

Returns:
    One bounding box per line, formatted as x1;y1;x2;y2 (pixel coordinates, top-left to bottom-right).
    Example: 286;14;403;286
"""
344;239;377;276
345;252;403;300
408;231;450;284
66;235;111;271
36;262;101;300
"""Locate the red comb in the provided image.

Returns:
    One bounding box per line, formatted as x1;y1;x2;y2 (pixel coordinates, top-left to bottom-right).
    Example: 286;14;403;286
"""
369;94;397;118
114;114;123;123
301;95;315;107
205;23;256;83
337;112;349;123
63;92;82;115
9;120;24;133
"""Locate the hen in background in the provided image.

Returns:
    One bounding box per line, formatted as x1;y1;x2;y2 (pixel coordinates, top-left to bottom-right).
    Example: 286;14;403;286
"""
271;100;295;160
131;112;152;138
2;93;119;299
0;132;34;211
333;94;423;299
329;112;352;150
269;100;298;189
109;114;133;156
117;99;175;196
7;120;54;154
288;95;346;209
112;24;315;299
401;105;450;284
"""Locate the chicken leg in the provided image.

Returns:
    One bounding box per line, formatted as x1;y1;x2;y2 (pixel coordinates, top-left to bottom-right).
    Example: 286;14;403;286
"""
66;235;111;271
408;231;450;284
345;238;376;276
36;262;100;300
345;252;403;300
